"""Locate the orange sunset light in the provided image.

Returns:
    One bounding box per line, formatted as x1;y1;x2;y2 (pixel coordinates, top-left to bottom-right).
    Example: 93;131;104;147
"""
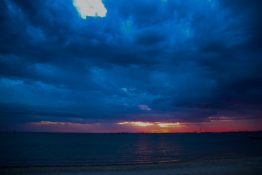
26;118;262;133
117;121;182;128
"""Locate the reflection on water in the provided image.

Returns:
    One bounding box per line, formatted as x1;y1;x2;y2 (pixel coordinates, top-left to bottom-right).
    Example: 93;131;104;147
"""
0;132;262;167
133;135;181;163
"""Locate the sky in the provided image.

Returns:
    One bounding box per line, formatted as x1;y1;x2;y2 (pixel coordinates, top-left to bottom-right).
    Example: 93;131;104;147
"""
0;0;262;133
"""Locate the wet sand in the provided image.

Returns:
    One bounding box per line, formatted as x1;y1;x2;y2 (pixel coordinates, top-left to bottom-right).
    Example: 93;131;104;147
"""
1;157;262;175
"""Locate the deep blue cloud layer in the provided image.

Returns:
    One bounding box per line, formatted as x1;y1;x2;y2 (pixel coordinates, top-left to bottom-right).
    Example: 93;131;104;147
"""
0;0;262;130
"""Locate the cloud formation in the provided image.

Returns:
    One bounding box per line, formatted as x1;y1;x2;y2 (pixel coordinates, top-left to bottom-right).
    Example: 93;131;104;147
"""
0;0;262;131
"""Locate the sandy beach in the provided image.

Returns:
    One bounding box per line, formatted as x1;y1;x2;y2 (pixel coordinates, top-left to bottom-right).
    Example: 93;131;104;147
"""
1;157;262;175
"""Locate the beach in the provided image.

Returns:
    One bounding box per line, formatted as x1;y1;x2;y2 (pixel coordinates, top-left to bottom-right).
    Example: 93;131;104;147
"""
1;157;262;175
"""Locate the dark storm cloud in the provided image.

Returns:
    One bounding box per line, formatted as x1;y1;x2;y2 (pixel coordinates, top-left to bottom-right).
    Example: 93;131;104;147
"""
0;0;262;129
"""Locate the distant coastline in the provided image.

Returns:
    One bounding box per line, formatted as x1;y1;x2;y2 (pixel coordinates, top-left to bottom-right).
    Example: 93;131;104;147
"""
1;130;262;134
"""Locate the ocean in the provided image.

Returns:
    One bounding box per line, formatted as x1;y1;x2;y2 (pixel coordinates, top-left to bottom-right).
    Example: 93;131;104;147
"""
0;132;262;167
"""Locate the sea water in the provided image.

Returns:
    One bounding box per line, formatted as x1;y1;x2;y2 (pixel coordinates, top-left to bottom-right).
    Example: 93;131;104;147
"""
0;132;261;167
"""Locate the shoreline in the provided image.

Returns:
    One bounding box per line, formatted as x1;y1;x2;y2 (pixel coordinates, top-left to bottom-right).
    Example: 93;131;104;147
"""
1;157;262;175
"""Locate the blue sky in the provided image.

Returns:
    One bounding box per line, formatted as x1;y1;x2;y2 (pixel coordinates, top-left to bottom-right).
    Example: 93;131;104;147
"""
0;0;262;132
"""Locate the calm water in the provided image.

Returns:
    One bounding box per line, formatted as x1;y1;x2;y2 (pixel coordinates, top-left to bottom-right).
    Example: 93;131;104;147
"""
0;132;262;167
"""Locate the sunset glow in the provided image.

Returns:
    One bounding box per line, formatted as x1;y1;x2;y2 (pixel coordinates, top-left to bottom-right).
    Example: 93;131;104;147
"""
117;121;181;128
118;121;154;127
25;118;262;133
156;122;181;128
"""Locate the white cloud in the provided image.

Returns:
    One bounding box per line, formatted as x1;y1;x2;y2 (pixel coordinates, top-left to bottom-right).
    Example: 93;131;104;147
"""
138;104;152;111
73;0;107;19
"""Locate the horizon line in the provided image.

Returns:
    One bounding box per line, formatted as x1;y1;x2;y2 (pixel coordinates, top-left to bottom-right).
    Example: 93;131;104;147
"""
1;130;262;134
